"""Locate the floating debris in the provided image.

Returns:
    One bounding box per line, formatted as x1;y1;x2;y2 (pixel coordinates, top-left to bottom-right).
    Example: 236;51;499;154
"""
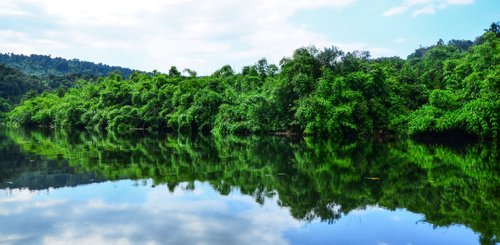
365;177;381;180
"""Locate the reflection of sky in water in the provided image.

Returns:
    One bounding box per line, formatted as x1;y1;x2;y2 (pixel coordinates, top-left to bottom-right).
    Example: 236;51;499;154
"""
0;180;478;245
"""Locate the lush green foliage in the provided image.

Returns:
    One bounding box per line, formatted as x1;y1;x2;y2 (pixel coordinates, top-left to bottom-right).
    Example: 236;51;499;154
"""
6;25;500;140
0;64;46;120
404;29;500;139
0;52;139;121
2;128;498;244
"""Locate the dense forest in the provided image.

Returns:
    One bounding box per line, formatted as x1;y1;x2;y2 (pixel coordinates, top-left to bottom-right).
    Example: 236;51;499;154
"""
4;24;500;140
0;65;44;118
0;54;138;121
0;53;135;77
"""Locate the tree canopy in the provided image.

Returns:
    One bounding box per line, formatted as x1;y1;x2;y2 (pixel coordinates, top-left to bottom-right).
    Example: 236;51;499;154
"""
0;53;135;77
5;25;500;140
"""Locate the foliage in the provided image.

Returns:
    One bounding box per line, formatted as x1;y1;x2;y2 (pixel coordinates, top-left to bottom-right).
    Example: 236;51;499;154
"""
0;53;135;78
0;53;143;123
5;25;500;140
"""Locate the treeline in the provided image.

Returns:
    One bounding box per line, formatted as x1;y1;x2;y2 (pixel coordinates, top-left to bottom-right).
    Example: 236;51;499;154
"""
0;53;135;77
0;64;104;121
6;24;500;140
0;53;140;121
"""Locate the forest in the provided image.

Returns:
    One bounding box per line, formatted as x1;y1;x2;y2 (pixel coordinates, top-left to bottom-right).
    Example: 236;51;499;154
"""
0;53;136;121
0;53;135;77
3;24;500;140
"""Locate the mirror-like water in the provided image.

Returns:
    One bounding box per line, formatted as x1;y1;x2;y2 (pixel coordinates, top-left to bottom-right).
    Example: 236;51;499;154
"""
0;128;498;245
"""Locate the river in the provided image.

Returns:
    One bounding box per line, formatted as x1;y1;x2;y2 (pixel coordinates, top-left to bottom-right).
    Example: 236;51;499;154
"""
0;128;498;245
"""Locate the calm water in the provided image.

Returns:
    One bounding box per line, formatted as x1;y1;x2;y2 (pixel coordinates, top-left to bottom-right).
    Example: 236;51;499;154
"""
0;128;498;245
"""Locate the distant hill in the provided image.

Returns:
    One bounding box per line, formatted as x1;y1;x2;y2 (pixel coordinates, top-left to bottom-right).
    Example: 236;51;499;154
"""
0;53;136;78
0;53;140;121
0;64;45;119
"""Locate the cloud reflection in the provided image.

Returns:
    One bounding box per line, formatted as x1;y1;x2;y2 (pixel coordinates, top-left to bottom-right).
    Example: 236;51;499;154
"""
0;181;300;245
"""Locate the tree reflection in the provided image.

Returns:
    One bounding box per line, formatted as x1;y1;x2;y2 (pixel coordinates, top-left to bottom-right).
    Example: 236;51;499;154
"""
1;128;498;244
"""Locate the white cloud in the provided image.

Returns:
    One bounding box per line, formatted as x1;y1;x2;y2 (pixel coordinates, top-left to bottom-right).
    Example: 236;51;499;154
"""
0;234;27;244
412;6;437;16
0;0;359;75
446;0;474;4
0;188;34;203
383;6;410;16
0;181;301;245
0;1;31;16
382;0;474;17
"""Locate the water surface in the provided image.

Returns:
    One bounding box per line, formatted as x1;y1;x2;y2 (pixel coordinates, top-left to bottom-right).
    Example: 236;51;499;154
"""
0;129;498;245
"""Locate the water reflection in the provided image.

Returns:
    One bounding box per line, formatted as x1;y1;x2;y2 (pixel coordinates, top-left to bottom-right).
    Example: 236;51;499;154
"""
0;181;300;245
0;182;479;245
0;128;498;244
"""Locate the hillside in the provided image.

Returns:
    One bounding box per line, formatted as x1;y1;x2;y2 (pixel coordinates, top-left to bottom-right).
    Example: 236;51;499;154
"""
0;64;45;120
0;54;141;121
0;53;136;78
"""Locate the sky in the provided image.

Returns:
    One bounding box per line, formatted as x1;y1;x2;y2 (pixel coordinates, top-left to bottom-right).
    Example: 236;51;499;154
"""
0;0;498;75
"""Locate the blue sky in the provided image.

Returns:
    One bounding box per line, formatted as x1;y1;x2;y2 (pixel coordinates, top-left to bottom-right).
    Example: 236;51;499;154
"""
0;0;498;74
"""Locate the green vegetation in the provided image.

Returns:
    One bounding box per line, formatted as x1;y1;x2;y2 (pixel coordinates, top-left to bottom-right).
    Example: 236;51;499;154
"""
5;24;500;140
0;64;46;121
0;53;135;77
0;53;139;122
2;128;498;244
